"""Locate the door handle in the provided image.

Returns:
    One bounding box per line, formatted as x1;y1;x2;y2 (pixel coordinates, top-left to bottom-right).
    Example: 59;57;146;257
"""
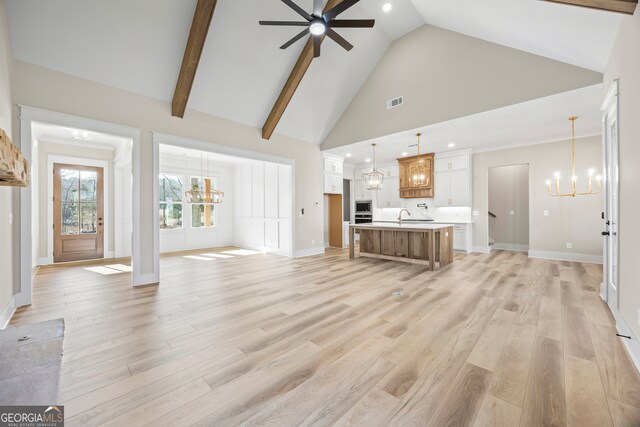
601;231;610;236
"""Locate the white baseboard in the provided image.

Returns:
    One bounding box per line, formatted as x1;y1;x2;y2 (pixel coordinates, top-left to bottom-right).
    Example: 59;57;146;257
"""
473;246;491;254
38;257;52;266
492;243;529;252
134;273;159;287
611;308;640;375
0;294;17;330
294;247;325;258
528;250;603;264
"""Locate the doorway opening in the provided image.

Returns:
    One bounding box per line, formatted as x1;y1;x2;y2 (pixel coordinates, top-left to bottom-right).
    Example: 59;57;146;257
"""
488;164;530;252
156;139;294;264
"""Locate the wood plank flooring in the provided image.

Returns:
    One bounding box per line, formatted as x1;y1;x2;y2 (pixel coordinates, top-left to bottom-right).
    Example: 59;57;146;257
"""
11;248;640;426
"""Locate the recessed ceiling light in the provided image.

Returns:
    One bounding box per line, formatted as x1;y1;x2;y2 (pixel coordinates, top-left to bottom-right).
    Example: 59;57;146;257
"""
345;153;352;158
401;152;408;156
365;158;371;163
448;143;456;148
382;3;392;12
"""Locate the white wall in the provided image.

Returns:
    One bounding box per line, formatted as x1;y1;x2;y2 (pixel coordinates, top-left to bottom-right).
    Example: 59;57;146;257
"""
0;0;16;319
488;164;529;249
322;23;602;150
11;60;325;285
604;8;640;340
159;153;233;253
232;160;291;256
473;136;603;261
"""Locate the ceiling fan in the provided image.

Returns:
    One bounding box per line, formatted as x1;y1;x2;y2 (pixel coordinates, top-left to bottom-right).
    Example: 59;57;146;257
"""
259;0;375;58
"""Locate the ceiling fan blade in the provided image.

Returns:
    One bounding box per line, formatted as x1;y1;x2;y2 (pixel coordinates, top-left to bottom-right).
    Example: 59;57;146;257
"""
314;35;321;58
326;28;353;51
313;0;324;17
329;19;374;28
280;28;310;49
259;20;310;26
323;0;359;21
281;0;313;21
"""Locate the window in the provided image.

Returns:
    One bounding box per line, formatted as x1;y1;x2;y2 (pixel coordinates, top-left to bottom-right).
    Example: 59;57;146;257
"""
159;175;183;229
60;168;99;235
191;176;217;228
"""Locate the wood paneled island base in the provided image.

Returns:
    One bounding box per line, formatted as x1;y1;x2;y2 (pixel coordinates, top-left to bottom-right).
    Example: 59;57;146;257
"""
349;224;454;270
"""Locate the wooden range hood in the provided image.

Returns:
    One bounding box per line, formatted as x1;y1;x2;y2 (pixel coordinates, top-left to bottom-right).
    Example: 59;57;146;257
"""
0;128;29;187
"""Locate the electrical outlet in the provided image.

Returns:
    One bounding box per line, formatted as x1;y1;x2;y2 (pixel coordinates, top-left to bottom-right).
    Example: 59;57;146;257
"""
8;213;13;225
312;239;315;245
543;210;549;217
637;309;640;327
566;242;572;249
510;210;515;216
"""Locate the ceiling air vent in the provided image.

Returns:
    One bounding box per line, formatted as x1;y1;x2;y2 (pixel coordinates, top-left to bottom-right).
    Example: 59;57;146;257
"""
387;96;404;110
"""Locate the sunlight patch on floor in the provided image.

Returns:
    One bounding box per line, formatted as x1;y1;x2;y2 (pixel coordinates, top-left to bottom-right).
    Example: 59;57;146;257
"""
183;255;216;261
201;253;234;259
221;249;263;256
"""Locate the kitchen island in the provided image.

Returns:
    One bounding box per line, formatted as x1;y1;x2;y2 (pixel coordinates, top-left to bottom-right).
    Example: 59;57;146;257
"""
349;223;454;270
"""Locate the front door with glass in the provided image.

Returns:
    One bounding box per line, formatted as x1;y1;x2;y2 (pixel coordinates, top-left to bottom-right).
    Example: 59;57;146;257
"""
53;163;104;263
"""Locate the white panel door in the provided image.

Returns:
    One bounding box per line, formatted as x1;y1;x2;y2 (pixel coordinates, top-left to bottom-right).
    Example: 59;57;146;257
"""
250;220;265;246
252;162;265;218
278;219;290;251
241;163;252;216
278;165;291;219
450;171;469;206
265;220;279;248
264;163;279;218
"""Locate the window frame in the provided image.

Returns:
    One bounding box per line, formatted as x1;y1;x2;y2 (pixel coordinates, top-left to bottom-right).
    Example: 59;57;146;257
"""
189;175;218;229
158;174;184;230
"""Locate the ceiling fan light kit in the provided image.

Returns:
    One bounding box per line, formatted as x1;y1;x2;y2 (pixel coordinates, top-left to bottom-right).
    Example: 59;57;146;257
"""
260;0;375;58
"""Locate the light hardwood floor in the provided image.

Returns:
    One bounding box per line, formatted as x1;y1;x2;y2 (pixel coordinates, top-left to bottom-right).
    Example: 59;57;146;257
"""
11;248;640;426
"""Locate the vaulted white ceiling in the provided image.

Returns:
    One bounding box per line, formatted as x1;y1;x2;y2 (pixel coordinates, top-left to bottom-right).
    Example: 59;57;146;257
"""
7;1;621;145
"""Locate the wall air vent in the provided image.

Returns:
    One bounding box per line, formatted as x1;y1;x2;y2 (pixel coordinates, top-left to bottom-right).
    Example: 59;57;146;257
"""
386;96;404;110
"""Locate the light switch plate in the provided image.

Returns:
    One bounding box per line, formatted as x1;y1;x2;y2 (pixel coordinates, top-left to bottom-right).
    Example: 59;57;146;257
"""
566;242;572;249
510;210;515;216
543;210;549;216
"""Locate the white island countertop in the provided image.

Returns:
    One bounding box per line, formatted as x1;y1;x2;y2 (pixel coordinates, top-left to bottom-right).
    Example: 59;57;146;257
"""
350;222;455;231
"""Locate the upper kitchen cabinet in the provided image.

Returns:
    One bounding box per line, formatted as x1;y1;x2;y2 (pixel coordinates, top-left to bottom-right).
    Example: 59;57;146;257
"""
323;154;344;195
324;157;343;175
434;151;472;207
398;154;435;199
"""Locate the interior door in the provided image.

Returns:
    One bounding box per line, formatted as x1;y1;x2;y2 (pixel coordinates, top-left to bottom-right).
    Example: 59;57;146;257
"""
53;163;104;263
602;82;620;320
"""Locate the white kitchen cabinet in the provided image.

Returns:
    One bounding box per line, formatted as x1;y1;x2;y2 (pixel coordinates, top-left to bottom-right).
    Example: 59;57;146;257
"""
355;168;369;180
354;180;373;201
434;150;472;207
324;158;343;175
435;154;469;172
377;177;402;208
451;224;472;253
324;174;343;194
435;171;470;206
453;228;465;250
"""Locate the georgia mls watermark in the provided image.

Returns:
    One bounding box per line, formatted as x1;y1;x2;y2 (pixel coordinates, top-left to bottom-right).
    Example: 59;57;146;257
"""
0;406;64;427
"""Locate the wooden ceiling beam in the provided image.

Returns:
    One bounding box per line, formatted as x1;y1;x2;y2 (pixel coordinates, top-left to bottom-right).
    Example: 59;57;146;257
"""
172;0;218;118
541;0;637;14
262;0;344;140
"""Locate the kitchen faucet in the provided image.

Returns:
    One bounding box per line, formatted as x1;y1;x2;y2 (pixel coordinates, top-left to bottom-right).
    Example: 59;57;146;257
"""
398;209;411;225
